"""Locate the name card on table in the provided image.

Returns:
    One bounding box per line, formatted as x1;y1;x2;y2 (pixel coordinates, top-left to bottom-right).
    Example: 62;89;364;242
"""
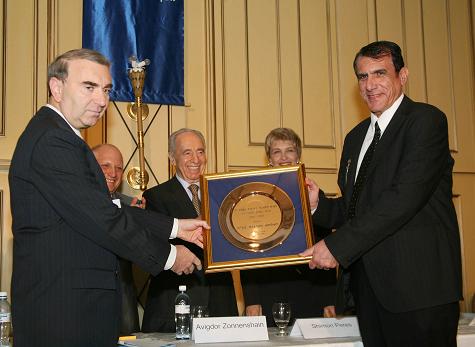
193;316;268;344
290;317;360;339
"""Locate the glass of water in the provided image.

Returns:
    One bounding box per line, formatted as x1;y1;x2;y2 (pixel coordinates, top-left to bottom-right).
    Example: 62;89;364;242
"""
192;305;209;318
272;302;291;336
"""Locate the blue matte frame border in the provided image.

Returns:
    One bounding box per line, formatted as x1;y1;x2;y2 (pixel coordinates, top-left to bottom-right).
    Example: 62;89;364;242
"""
200;164;314;273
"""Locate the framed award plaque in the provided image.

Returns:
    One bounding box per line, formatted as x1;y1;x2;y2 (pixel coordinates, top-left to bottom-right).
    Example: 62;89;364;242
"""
200;164;315;273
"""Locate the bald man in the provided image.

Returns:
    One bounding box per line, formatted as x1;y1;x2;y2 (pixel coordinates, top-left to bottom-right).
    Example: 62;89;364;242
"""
92;144;143;335
92;144;144;207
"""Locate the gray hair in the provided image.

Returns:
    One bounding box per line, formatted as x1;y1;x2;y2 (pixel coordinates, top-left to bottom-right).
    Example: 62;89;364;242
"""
168;128;206;158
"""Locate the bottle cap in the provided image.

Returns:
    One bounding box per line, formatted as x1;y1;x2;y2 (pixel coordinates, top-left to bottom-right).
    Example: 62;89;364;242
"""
178;285;186;292
0;292;7;298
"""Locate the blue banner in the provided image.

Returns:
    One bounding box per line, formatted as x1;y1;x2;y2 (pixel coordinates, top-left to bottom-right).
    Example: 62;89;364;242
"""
82;0;184;105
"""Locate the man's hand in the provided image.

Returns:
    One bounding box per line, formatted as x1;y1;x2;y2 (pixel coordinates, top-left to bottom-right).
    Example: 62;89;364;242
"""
300;240;338;270
177;219;209;248
130;196;146;209
323;305;336;318
305;177;320;211
171;245;202;275
245;304;262;316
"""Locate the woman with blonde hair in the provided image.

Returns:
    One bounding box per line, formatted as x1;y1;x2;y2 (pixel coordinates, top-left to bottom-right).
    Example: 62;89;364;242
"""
241;128;336;325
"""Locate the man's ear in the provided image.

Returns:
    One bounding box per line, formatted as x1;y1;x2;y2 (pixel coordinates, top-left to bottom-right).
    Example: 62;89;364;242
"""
169;154;176;166
399;67;409;85
49;77;63;102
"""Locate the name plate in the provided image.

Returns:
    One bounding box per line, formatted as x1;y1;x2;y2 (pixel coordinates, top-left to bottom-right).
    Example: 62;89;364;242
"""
290;317;360;339
192;316;268;344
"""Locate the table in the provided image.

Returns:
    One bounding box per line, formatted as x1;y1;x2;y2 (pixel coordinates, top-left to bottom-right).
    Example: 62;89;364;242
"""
458;313;475;347
129;329;363;347
125;313;475;347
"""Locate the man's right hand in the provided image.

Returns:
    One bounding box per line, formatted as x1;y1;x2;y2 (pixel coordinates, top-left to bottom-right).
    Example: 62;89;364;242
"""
171;245;202;275
177;219;209;248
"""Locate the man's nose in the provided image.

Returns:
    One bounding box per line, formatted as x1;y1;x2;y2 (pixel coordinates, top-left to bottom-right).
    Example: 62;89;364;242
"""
108;167;117;178
366;75;376;90
94;90;109;107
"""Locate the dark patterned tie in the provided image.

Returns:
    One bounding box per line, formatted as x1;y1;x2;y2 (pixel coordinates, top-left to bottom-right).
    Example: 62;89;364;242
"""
348;122;381;219
188;184;201;216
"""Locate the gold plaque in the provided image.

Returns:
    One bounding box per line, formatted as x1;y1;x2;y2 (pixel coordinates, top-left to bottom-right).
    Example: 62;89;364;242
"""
201;164;315;273
218;182;295;252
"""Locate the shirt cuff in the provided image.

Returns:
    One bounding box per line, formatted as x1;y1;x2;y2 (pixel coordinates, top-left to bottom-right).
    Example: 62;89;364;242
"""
170;218;178;239
164;244;177;270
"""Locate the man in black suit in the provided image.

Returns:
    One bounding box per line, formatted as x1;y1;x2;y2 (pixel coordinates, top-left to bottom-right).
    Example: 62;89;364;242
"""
141;128;238;333
92;143;145;335
301;41;462;346
9;49;207;347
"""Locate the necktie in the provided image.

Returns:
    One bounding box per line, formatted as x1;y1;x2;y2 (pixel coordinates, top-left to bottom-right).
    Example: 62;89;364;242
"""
348;122;381;219
188;184;201;216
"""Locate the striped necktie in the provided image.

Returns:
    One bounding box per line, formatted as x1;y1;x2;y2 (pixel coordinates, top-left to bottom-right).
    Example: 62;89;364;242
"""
188;184;201;216
348;122;381;219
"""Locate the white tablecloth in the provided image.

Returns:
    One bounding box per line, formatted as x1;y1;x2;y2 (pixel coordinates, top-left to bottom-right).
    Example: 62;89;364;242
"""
126;313;475;347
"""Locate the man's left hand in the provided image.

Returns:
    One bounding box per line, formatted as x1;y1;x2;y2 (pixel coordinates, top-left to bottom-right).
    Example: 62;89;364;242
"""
299;240;338;270
305;177;320;210
130;196;146;209
177;219;209;248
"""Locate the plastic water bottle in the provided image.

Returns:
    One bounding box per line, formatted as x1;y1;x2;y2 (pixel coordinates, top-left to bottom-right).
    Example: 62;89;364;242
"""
0;292;11;346
175;285;191;340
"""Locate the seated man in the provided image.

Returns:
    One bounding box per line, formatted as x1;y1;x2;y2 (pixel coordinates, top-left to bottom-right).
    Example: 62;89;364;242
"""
92;143;144;335
141;128;238;332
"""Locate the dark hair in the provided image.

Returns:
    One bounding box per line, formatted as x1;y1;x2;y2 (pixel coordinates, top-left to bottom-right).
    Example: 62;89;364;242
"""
265;128;302;160
47;48;110;93
353;41;405;74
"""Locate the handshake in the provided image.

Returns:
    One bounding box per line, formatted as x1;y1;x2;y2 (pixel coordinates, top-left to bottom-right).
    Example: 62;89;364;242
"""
171;219;209;276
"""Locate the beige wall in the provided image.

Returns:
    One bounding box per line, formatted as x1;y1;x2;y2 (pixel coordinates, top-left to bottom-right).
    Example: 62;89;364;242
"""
1;0;474;312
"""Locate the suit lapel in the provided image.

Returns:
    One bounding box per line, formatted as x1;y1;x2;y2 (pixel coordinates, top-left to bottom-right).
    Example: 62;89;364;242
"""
343;121;370;203
169;176;198;218
366;96;412;178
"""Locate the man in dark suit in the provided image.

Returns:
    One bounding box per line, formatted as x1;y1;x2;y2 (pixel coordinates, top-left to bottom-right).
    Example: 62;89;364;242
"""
301;41;462;346
9;49;207;347
141;128;238;333
92;143;145;335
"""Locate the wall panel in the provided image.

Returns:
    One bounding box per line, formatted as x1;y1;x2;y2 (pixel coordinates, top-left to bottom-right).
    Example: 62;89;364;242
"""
334;0;372;136
375;0;404;43
0;0;42;291
447;0;475;172
403;0;426;101
219;0;341;172
247;0;281;143
300;0;334;150
0;1;5;137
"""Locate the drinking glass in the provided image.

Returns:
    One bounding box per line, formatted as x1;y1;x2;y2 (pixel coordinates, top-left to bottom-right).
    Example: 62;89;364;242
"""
192;305;209;318
272;302;291;336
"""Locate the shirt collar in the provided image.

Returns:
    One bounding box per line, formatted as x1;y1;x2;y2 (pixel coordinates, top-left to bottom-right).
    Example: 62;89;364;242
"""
370;93;404;135
46;104;82;138
176;174;200;190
